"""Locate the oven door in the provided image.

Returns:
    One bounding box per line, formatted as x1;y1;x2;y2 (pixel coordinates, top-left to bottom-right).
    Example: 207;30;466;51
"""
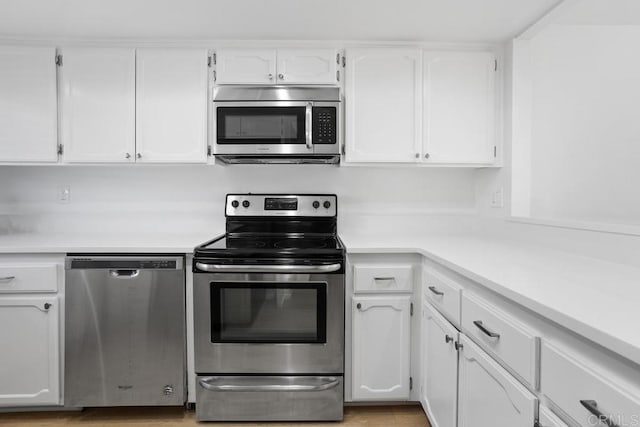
194;271;344;374
213;101;340;156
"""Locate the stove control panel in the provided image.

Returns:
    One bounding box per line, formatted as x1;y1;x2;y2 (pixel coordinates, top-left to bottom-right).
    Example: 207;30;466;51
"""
226;194;337;217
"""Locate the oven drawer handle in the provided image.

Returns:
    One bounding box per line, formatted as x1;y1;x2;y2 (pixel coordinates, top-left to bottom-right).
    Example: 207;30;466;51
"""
195;262;341;273
198;377;341;392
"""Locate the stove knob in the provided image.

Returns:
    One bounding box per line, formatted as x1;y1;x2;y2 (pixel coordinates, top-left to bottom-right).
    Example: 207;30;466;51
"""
323;201;331;209
312;201;320;209
242;200;250;208
231;200;239;208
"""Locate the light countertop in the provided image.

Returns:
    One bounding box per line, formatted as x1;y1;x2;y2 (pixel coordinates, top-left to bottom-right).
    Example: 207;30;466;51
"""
341;232;640;366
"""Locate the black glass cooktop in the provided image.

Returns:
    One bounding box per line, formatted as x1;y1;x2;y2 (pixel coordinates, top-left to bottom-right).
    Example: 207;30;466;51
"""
195;234;344;259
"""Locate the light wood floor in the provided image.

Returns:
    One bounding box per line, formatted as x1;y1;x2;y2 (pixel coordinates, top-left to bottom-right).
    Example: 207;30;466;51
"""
0;405;431;426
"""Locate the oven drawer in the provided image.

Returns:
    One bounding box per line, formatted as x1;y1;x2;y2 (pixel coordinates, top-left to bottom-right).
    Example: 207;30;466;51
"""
353;264;413;293
196;375;343;421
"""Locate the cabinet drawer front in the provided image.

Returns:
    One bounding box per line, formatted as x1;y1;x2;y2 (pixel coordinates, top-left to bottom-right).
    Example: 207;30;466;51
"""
461;293;539;388
0;264;58;293
424;268;462;326
542;343;640;427
353;265;413;293
539;405;569;427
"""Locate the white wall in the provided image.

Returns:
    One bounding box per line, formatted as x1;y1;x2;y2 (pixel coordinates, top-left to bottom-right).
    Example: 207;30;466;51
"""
0;165;477;234
528;25;640;226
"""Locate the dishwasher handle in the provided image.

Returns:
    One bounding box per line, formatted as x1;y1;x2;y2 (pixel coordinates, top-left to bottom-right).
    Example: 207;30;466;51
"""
109;269;140;279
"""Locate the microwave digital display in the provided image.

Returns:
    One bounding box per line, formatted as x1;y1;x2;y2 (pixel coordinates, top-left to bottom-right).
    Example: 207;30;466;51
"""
265;198;298;211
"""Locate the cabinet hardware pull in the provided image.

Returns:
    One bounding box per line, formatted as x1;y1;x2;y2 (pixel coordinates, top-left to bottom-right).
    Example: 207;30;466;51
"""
445;335;453;344
454;341;463;351
0;276;16;281
356;303;362;310
44;303;52;310
579;400;620;427
268;73;274;80
473;320;500;338
136;153;142;159
278;73;284;80
125;152;131;159
374;277;395;281
428;286;444;296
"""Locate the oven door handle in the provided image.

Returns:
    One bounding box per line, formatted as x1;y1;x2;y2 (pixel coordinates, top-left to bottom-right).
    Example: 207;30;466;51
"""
195;262;341;273
199;377;341;392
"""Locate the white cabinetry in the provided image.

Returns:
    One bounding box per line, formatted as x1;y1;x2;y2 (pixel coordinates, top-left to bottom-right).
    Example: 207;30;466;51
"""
136;48;208;163
422;51;497;164
0;46;58;162
0;260;61;407
351;295;411;400
59;48;136;163
457;335;537;427
422;302;458;427
344;48;421;163
538;406;569;427
215;48;339;85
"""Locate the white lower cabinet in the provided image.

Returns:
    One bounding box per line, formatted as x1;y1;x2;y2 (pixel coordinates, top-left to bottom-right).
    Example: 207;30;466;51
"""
351;295;411;400
422;302;458;427
538;405;569;427
457;335;537;427
0;296;60;406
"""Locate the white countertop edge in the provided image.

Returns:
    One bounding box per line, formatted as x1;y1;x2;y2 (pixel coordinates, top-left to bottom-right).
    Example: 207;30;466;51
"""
347;245;640;365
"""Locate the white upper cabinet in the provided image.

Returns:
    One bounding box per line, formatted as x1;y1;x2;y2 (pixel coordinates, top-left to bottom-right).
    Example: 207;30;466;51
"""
59;48;135;163
422;51;497;164
276;48;339;84
0;46;58;162
215;48;277;84
345;48;422;163
136;48;208;163
215;48;339;85
458;335;537;427
351;295;411;401
0;296;60;406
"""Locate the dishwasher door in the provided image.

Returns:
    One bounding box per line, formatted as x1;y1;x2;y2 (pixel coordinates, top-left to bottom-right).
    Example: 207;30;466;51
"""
65;256;185;407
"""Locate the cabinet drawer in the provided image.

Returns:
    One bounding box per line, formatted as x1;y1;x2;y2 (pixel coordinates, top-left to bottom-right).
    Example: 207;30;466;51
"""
423;268;462;326
461;293;539;388
353;264;413;293
538;405;569;427
542;342;640;427
0;264;58;293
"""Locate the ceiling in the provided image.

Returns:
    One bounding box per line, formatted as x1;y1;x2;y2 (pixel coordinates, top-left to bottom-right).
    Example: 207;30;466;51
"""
555;0;640;25
0;0;561;43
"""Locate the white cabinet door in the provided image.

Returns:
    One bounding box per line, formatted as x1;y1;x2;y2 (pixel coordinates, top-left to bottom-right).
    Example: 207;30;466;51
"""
422;303;458;427
215;48;277;84
345;48;421;163
423;51;496;164
276;49;339;85
352;295;411;400
0;46;58;162
458;335;537;427
0;296;59;406
59;48;135;163
136;48;208;163
538;406;569;427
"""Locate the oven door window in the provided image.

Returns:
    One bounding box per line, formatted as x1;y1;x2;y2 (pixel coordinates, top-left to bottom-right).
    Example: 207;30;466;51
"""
216;107;306;145
210;282;327;343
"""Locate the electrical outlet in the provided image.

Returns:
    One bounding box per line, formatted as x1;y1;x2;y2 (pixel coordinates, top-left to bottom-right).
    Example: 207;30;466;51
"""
490;188;503;208
58;185;71;204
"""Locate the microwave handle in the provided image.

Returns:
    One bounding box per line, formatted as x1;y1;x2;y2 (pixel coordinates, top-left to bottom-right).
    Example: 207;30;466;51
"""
305;102;313;149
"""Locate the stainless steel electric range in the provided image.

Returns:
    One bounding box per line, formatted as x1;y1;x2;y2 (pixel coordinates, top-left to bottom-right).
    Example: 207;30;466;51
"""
192;194;345;422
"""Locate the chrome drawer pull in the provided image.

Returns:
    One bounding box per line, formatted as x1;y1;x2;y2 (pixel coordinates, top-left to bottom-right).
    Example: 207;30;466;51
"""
445;335;454;344
0;276;16;282
580;400;620;427
195;262;341;273
428;286;444;296
199;377;340;392
374;277;395;281
473;320;501;339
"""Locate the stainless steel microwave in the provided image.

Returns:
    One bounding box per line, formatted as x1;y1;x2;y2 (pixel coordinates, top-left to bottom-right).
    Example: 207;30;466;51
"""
212;86;341;164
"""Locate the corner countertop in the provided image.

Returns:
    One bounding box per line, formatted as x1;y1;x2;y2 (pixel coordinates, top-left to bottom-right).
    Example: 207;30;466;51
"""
341;232;640;366
0;232;213;254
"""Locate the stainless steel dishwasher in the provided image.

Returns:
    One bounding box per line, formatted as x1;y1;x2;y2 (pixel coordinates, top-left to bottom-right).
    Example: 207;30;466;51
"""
65;255;185;407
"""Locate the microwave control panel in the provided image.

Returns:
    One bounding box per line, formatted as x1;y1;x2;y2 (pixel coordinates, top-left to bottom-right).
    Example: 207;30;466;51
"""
312;107;337;145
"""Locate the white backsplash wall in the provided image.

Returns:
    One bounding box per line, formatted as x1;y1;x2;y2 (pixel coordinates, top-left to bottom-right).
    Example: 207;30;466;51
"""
0;165;477;234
